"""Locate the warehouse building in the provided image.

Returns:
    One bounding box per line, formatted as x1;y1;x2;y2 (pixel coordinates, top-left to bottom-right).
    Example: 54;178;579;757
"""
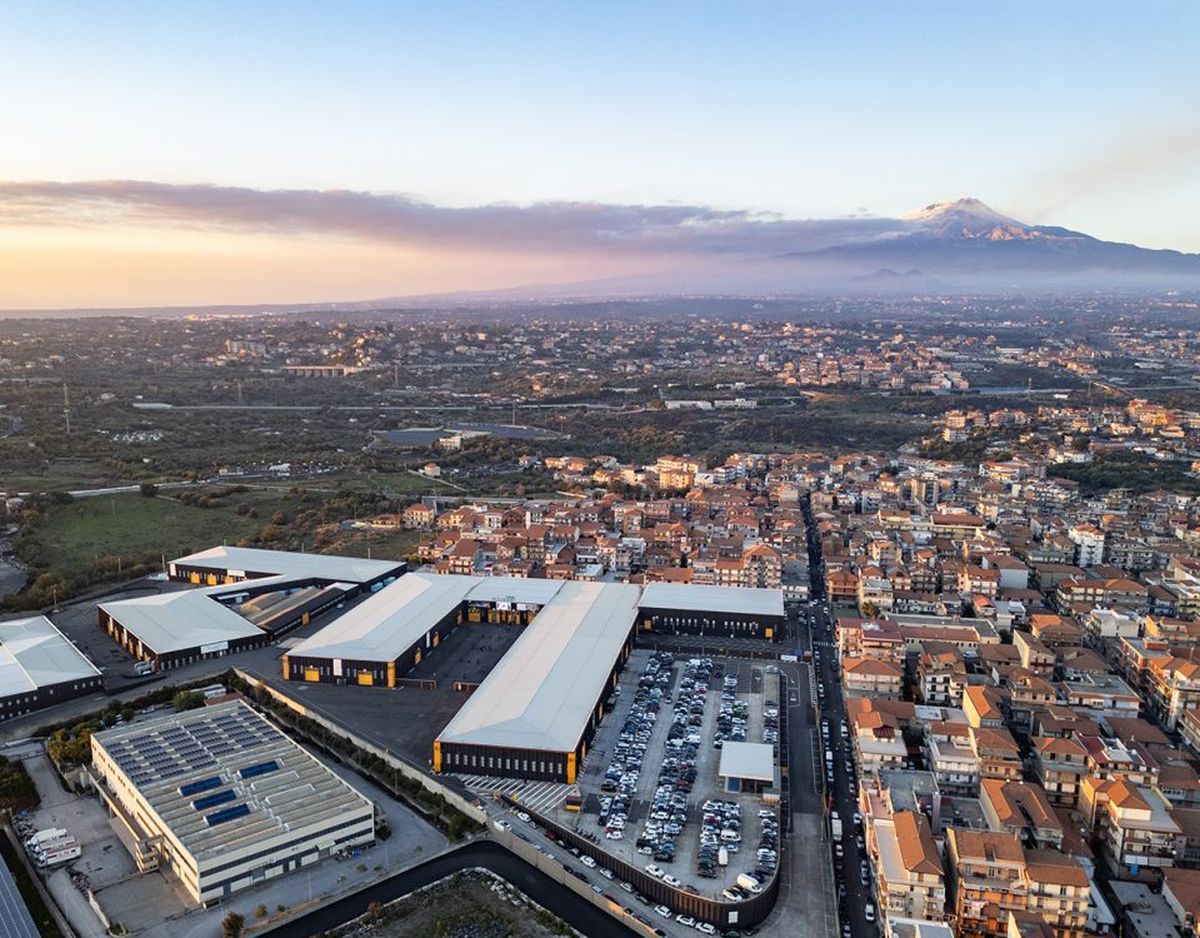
0;616;103;721
90;700;374;906
434;581;641;784
167;545;403;591
283;573;564;686
638;582;786;640
99;587;272;670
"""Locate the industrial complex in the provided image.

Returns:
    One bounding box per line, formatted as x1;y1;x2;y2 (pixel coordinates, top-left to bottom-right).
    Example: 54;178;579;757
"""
0;615;103;720
89;699;375;905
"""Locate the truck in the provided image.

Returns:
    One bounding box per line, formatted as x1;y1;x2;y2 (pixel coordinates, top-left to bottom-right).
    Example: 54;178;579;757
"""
718;846;729;867
134;660;155;676
830;811;843;840
25;828;70;849
35;841;81;867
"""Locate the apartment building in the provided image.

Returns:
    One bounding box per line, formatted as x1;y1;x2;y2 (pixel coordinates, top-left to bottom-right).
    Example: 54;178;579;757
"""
872;809;947;928
844;656;905;700
1079;777;1181;874
1032;736;1089;807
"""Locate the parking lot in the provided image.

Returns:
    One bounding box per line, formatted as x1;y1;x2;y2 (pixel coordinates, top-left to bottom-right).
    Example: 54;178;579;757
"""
555;648;781;905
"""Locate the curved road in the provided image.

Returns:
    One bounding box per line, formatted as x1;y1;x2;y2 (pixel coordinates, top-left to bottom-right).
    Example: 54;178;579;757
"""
265;840;637;938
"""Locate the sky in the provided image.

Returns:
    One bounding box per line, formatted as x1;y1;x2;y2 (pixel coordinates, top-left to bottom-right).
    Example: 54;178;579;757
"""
0;0;1197;308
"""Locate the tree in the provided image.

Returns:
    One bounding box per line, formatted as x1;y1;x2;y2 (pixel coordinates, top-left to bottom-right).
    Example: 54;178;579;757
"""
139;482;158;497
173;690;205;712
221;912;245;938
254;904;268;919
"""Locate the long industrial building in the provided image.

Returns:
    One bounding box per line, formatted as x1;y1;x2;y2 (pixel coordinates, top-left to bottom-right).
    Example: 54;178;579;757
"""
101;546;408;670
638;582;786;640
0;616;103;720
283;572;784;782
434;581;641;783
90;700;374;905
167;545;404;589
99;587;273;670
284;573;564;686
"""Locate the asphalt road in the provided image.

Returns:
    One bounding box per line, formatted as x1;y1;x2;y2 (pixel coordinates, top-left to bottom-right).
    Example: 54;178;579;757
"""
264;840;639;938
802;495;877;938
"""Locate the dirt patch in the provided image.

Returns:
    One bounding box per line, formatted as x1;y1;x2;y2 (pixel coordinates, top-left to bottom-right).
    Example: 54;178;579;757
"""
344;871;574;938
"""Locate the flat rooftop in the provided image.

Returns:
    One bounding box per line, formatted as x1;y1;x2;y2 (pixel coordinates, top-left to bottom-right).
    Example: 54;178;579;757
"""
437;581;641;753
92;700;372;865
718;741;775;782
169;545;402;585
289;573;568;662
99;588;264;655
0;615;101;695
639;582;784;617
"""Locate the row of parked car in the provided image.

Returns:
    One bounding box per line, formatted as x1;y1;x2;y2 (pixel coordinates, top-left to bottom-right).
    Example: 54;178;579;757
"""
599;654;672;839
713;673;748;748
638;654;712;871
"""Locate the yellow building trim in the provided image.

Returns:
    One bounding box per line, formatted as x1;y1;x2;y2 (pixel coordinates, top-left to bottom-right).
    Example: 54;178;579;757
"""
357;672;374;687
387;660;397;688
566;752;577;785
432;740;442;773
304;668;320;682
281;655;290;680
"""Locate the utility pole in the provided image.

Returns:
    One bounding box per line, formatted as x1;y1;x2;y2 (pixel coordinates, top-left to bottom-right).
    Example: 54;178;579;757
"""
62;384;71;436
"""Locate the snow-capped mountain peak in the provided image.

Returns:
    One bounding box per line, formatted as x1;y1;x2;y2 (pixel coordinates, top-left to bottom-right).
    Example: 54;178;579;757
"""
902;197;1039;240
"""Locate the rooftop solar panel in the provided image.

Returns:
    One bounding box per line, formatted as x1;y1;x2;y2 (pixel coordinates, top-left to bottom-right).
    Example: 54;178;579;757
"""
239;760;279;780
0;852;38;938
179;776;222;797
192;789;236;811
205;803;251;826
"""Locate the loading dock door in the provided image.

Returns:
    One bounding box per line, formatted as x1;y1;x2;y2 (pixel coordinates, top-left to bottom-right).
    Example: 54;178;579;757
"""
304;668;321;682
357;672;374;686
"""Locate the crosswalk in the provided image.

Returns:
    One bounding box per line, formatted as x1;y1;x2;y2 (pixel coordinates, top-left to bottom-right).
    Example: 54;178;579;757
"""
456;774;570;814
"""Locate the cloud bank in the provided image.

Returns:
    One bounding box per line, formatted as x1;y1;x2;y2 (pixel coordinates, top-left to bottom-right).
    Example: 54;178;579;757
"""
0;179;904;257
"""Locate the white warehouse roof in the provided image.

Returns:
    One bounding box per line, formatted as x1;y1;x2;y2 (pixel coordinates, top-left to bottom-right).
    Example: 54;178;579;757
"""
288;573;478;662
0;616;101;696
100;588;264;655
640;582;784;618
289;574;567;663
718;742;775;782
170;546;401;585
437;581;640;753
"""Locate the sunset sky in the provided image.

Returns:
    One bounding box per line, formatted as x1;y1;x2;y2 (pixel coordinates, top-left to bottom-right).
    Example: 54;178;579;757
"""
1;0;1197;309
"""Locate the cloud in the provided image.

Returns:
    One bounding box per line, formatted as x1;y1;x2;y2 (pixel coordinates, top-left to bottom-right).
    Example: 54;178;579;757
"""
0;179;904;257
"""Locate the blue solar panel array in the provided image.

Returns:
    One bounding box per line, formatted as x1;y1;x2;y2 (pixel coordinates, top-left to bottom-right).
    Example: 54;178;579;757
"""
179;776;221;797
239;760;279;780
192;789;236;811
205;803;251;826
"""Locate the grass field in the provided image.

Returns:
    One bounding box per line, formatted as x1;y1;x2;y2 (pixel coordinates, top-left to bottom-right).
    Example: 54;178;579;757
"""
30;489;288;571
330;528;424;561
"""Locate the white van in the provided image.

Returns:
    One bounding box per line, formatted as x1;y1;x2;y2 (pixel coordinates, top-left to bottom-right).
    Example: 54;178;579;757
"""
736;873;762;894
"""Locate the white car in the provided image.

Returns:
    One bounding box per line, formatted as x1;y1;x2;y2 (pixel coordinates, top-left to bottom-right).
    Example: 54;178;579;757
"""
581;855;596;868
677;915;697;927
697;924;716;935
606;830;623;840
663;874;681;887
654;905;673;918
646;864;664;878
865;905;876;922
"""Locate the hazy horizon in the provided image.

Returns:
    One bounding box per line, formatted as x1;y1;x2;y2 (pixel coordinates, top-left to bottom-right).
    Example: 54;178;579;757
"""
2;0;1198;308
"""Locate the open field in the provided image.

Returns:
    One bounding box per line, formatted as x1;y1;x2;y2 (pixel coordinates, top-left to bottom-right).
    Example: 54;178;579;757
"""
27;489;287;571
328;528;425;561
